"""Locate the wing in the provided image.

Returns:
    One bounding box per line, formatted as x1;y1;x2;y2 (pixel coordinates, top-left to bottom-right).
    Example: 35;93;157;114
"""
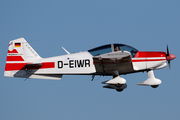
93;51;134;75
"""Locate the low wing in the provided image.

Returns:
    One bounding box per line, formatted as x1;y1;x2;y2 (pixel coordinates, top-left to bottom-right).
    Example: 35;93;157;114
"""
93;51;134;75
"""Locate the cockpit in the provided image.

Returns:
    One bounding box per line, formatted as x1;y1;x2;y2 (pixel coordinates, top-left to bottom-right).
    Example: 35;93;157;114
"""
88;43;138;58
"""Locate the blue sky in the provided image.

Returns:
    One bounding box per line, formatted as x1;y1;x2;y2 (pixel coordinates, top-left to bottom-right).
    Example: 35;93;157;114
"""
0;0;180;120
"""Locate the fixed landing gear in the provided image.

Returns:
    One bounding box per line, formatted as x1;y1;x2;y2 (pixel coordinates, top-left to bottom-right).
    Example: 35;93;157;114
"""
137;70;162;88
116;89;124;92
103;83;127;92
151;85;159;88
115;84;124;92
115;83;122;87
102;70;127;92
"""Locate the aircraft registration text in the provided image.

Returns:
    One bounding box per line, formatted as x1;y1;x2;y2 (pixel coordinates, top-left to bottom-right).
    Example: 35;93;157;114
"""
58;59;90;68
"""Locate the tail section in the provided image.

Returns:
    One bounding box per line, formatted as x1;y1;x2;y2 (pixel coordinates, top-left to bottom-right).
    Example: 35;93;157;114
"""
4;38;42;77
4;38;62;80
8;37;41;62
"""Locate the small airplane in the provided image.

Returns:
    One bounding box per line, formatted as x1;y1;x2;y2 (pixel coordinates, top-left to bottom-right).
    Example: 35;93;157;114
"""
4;38;176;92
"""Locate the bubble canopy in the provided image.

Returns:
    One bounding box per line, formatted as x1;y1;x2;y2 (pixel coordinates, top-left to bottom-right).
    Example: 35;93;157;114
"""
88;43;138;57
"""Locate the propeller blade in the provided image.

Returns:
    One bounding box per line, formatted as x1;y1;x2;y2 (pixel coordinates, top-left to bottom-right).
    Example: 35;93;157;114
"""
166;45;169;56
168;60;171;70
166;45;170;70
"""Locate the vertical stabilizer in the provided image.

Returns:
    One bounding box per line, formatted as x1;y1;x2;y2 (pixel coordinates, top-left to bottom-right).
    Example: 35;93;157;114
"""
6;38;41;62
4;38;42;77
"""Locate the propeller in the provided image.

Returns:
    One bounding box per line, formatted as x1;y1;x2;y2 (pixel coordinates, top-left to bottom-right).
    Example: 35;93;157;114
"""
166;45;171;69
166;45;169;56
166;45;176;70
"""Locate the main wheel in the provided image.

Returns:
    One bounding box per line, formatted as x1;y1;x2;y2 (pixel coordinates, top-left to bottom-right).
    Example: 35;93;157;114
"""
116;89;124;92
151;85;159;88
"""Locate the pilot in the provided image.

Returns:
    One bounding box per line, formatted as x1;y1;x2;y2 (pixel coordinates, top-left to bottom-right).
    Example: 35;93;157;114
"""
114;46;121;51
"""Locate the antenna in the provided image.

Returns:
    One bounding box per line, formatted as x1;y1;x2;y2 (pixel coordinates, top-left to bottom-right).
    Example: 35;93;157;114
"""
62;47;70;54
22;40;40;44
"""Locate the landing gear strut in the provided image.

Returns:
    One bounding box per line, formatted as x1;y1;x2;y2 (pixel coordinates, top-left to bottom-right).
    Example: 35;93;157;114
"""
137;70;162;87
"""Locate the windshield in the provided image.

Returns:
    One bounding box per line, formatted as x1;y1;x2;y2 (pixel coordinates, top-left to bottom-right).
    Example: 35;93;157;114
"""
88;44;112;56
88;44;138;57
114;44;138;57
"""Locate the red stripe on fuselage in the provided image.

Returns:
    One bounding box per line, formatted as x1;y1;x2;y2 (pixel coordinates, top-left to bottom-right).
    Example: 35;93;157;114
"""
5;62;55;71
132;59;166;62
132;51;166;62
135;51;166;58
26;62;55;69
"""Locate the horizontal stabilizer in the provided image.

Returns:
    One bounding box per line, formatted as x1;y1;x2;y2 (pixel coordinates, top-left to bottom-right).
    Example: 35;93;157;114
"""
29;74;63;80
